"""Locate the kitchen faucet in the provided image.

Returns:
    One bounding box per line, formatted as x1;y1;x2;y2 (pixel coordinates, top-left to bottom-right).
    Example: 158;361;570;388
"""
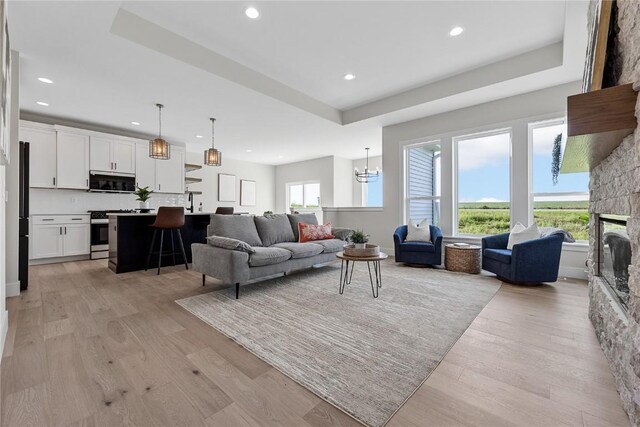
187;192;194;213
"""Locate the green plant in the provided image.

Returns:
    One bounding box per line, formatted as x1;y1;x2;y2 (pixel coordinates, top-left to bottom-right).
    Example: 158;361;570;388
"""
551;133;562;185
350;229;369;244
134;186;153;202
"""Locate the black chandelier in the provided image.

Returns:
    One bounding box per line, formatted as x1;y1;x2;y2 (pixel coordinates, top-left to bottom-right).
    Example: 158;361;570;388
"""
355;148;380;183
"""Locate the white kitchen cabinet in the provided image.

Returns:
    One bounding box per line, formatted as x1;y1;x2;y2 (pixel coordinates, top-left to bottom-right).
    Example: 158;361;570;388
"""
135;143;184;194
90;137;136;174
135;142;156;190
20;125;57;188
31;215;90;260
62;223;91;256
89;137;112;172
31;224;63;259
56;131;90;189
156;148;184;194
112;141;136;174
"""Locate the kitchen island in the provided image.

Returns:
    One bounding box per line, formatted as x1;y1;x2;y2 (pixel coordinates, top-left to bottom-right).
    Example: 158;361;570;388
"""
108;212;212;274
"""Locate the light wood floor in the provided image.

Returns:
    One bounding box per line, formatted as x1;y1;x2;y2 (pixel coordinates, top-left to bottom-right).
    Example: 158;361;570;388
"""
0;260;630;427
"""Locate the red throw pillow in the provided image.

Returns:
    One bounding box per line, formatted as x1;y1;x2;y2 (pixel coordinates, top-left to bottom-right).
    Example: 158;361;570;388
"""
298;222;335;242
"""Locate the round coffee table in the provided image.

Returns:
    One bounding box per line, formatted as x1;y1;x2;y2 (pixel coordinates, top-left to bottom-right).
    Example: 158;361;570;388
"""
444;244;482;274
336;251;388;298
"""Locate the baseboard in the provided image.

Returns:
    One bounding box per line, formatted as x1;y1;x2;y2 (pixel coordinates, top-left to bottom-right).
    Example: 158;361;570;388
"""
6;281;20;297
0;310;8;363
559;266;588;280
29;254;90;265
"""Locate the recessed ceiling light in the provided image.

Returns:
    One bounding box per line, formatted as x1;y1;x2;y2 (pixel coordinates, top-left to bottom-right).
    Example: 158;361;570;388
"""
449;26;464;37
131;121;140;126
38;77;53;84
344;73;355;81
195;135;203;138
36;101;49;106
246;149;253;153
245;7;260;19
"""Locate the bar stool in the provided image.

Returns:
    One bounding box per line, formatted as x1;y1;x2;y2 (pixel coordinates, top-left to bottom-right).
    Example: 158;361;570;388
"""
215;207;234;215
145;207;189;275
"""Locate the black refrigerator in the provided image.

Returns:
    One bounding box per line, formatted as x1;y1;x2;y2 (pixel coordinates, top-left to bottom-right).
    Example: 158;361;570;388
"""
19;141;29;291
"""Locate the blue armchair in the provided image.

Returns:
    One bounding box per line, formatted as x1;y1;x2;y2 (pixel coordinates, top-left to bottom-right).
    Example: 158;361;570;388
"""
481;232;564;284
393;225;443;266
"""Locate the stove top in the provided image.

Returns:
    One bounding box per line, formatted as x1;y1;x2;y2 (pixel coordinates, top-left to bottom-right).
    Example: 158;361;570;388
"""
88;209;136;220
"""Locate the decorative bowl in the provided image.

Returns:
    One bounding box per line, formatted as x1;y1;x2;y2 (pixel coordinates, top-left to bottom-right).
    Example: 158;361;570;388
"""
343;243;380;257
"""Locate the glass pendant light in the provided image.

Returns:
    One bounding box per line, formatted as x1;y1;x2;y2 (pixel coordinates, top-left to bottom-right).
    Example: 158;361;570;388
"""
204;117;222;166
149;103;171;160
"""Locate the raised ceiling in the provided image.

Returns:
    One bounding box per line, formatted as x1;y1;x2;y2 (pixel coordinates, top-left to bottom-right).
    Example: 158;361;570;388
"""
9;1;588;164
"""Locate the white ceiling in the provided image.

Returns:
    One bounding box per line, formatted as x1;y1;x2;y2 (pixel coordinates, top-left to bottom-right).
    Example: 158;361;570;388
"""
9;1;588;165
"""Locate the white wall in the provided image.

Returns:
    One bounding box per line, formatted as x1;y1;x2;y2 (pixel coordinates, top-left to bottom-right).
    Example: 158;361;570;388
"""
275;156;334;212
5;50;19;297
326;81;588;279
185;152;275;215
351;155;382;206
333;156;353;207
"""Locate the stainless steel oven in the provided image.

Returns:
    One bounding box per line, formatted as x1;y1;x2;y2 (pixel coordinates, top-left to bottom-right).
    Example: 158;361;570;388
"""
89;210;135;259
89;173;135;193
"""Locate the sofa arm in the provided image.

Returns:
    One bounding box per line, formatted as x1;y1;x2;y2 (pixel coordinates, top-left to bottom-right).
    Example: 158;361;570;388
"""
191;243;250;285
482;233;509;251
430;226;443;252
332;227;353;241
394;226;408;246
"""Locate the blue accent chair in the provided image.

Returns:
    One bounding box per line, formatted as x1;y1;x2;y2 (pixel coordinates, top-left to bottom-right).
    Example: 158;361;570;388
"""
393;225;443;266
481;232;564;284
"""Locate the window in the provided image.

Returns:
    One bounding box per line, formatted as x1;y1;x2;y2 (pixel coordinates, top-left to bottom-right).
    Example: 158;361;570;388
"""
362;172;383;207
456;129;511;235
530;119;589;240
288;182;321;209
405;142;441;225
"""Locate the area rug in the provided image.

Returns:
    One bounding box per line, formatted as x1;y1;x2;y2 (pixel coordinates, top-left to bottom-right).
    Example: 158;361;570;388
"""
176;261;501;427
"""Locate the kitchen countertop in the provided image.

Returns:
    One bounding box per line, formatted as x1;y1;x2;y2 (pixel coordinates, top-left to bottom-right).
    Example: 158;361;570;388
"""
108;212;215;217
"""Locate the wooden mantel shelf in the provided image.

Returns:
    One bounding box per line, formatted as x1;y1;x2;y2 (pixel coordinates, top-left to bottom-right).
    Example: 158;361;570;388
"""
561;83;638;173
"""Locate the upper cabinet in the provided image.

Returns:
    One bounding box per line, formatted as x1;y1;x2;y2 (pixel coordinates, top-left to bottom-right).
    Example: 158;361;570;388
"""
20;123;90;190
156;148;185;194
20;125;57;188
56;131;90;189
135;142;156;190
135;143;185;194
90;137;135;174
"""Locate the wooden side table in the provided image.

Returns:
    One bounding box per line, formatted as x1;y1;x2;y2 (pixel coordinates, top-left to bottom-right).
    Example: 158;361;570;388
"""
336;251;388;298
445;244;482;274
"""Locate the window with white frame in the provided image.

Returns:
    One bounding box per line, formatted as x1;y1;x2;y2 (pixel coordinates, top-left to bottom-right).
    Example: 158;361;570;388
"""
288;182;321;210
530;119;589;241
404;142;441;225
361;172;383;207
455;129;511;235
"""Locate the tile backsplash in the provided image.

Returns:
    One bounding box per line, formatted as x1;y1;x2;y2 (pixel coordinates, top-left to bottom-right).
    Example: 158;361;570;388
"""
30;188;186;214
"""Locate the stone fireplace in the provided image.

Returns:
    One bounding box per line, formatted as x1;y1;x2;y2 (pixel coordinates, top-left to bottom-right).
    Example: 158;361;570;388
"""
587;1;640;424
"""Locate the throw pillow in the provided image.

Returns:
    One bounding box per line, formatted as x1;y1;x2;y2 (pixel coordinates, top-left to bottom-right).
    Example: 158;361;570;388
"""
507;222;541;249
287;213;319;241
206;236;255;254
298;222;335;242
254;214;296;246
405;219;431;242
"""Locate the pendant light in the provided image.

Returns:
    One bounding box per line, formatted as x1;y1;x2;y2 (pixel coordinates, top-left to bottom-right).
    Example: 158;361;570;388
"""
204;117;222;166
149;103;171;160
355;148;380;183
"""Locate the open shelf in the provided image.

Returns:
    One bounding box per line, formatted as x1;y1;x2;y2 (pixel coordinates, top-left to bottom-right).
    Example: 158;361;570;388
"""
185;190;202;195
185;163;202;173
185;177;202;184
561;83;638;173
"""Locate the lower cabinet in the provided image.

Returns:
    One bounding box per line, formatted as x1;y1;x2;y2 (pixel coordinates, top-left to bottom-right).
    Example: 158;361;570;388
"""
31;215;90;260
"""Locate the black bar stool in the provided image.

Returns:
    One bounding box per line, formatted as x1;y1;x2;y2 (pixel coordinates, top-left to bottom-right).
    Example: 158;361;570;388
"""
145;207;189;275
215;207;234;215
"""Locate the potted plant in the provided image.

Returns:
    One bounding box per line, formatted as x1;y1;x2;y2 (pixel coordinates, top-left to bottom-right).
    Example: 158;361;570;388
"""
134;186;153;210
350;229;369;249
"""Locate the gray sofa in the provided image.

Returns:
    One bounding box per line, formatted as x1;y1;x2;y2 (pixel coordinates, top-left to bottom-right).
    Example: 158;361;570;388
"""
191;213;351;298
